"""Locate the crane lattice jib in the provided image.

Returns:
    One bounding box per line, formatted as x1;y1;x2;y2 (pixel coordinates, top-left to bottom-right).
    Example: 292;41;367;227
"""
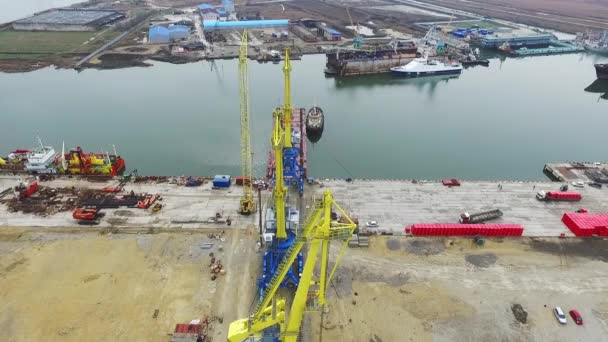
282;48;292;148
272;107;287;239
239;30;254;214
227;190;358;342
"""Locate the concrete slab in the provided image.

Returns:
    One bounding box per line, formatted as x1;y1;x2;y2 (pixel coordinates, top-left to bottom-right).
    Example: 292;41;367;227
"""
0;176;262;229
317;179;608;237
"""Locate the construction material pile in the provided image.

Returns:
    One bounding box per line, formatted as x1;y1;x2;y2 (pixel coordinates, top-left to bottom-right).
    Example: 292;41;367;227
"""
208;252;225;281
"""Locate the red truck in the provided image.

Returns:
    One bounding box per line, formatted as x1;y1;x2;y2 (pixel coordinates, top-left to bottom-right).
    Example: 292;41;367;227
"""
536;191;581;201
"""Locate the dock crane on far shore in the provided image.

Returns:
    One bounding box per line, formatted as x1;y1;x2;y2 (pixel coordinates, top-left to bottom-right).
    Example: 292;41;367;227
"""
239;30;254;215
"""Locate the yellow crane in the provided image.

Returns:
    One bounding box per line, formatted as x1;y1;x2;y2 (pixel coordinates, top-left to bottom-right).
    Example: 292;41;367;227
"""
282;48;292;148
239;30;254;215
271;106;287;239
228;190;358;341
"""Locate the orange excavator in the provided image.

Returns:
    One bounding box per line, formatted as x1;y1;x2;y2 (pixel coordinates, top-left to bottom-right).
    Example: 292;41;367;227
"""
73;169;137;223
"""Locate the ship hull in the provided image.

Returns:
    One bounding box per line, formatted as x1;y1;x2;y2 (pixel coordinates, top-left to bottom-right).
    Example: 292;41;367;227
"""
596;64;608;80
391;69;462;77
325;45;418;76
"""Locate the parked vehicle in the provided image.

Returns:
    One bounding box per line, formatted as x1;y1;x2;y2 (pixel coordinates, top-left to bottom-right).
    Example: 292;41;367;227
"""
459;209;503;223
442;179;461;186
554;307;567;325
571;181;585;188
589;182;602;189
569;310;583;325
536;191;582;201
366;221;379;228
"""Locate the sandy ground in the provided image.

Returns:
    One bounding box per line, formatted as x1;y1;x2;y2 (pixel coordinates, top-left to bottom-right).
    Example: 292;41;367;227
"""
0;227;259;342
306;236;608;342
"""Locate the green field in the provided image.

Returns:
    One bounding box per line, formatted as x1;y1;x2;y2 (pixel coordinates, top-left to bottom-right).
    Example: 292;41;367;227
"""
0;29;118;58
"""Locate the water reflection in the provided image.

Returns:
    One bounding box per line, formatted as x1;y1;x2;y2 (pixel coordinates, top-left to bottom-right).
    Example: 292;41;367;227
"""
584;79;608;101
331;73;460;99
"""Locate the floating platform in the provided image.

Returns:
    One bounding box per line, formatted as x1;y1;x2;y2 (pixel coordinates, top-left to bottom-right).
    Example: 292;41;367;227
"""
511;41;584;56
543;162;608;183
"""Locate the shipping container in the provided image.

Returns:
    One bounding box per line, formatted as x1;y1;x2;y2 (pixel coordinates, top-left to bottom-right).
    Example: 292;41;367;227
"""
537;191;581;201
409;223;524;236
213;175;231;188
561;212;608;236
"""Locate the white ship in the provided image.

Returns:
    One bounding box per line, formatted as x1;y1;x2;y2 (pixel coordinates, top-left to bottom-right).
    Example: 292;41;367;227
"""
24;138;57;174
390;57;463;77
583;31;608;55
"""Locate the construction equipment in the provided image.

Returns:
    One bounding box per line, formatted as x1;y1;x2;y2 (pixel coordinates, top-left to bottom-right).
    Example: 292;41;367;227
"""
346;6;363;49
271;106;287;239
282;48;292;148
280;48;304;194
239;30;255;215
72;169;138;223
228;190;357;342
459;209;503;223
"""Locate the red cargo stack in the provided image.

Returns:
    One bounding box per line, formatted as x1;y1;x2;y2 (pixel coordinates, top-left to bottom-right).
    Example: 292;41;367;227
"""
547;191;582;201
410;224;523;237
561;213;608;237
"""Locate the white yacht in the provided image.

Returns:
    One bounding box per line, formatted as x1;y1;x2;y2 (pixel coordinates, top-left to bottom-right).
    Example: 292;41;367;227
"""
391;57;463;77
25;138;57;174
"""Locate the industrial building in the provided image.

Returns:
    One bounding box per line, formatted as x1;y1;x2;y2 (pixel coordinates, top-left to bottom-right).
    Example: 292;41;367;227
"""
320;27;342;41
12;9;124;32
202;19;288;30
148;25;190;44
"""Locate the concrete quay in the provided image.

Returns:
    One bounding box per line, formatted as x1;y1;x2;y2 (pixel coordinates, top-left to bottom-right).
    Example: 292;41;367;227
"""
2;176;608;237
318;179;608;237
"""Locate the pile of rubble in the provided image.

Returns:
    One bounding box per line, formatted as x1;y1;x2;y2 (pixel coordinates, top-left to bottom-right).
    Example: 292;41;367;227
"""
208;252;225;281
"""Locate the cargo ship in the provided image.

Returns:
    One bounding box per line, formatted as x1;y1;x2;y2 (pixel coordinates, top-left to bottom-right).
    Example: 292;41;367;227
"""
305;106;324;143
583;31;608;55
56;146;126;176
596;64;608;80
1;140;126;176
324;41;418;76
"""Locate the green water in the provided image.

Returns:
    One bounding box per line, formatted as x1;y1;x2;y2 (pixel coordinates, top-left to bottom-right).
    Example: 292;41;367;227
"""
1;53;607;180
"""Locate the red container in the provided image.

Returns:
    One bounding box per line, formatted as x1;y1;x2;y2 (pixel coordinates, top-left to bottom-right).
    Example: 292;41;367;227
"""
562;213;608;236
174;324;201;334
410;224;523;237
546;191;582;201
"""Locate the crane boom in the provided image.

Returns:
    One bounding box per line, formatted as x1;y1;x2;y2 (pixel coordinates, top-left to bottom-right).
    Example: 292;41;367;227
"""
228;190;358;341
282;48;292;148
239;30;254;215
272;107;287;239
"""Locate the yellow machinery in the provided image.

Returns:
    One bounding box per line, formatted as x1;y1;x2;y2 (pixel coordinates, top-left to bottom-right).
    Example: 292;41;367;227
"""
271;106;287;239
239;30;255;215
282;48;292;148
228;190;357;341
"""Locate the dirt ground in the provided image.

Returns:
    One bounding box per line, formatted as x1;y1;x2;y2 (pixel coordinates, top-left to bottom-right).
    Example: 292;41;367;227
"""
306;236;608;342
418;0;608;32
0;227;259;342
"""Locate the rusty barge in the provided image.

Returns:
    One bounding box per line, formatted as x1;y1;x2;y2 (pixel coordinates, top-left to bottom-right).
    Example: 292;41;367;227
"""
324;41;418;76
